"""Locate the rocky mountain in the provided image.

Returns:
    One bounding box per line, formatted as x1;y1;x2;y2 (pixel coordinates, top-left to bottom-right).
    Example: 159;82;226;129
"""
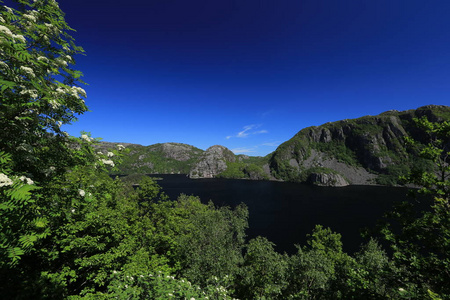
189;145;236;178
269;105;450;186
111;142;204;175
101;105;449;186
100;142;269;180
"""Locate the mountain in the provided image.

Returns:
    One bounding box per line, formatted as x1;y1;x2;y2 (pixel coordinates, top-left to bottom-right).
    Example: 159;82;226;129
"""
269;105;450;186
99;142;269;180
100;105;449;186
97;142;204;174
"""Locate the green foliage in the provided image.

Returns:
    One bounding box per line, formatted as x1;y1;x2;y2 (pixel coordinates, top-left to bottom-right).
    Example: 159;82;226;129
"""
217;161;269;180
113;143;204;175
311;141;359;167
237;236;288;299
378;116;450;299
174;195;248;287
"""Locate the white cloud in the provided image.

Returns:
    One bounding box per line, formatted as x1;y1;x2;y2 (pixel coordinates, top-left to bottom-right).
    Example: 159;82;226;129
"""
226;124;268;139
261;141;280;147
231;147;257;154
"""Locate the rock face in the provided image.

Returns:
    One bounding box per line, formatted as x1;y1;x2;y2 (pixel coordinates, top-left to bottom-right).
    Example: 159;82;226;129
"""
269;105;450;185
189;145;236;178
307;172;349;187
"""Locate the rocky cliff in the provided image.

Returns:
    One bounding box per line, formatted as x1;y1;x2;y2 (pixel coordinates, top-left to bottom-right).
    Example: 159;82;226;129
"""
269;105;450;185
189;145;236;178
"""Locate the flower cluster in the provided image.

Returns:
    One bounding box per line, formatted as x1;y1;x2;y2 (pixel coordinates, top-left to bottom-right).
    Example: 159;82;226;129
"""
19;66;35;78
20;89;38;99
0;173;13;187
81;134;93;142
101;159;115;167
70;86;87;99
0;25;13;38
19;176;34;185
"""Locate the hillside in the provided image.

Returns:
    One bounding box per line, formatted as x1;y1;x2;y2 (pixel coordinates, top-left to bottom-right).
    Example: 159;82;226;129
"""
98;142;269;180
100;105;449;186
269;105;450;186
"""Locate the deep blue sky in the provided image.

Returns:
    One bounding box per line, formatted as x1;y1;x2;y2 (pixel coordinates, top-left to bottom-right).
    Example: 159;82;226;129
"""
58;0;450;156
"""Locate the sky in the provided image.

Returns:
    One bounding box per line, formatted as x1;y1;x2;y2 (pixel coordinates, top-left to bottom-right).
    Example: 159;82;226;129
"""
57;0;450;156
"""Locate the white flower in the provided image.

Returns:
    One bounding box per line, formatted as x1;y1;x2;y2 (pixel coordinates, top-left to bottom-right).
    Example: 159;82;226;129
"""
37;56;49;63
78;189;85;197
20;66;35;77
81;134;92;142
117;144;125;150
190;298;195;300
57;59;67;67
56;86;66;94
19;176;34;185
71;208;75;213
49;100;60;109
56;121;62;128
0;61;9;69
168;294;173;297
13;34;26;43
97;152;103;155
0;173;13;187
23;14;36;22
107;152;114;157
399;288;405;292
71;86;87;98
20;89;38;99
113;270;117;274
101;159;115;167
0;16;4;23
0;25;13;38
4;6;13;13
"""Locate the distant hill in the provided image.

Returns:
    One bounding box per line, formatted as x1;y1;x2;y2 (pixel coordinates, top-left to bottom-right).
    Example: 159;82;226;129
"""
97;142;269;181
100;105;449;186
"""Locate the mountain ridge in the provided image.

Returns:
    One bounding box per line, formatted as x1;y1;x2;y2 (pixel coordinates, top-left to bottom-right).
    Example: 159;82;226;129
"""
100;105;449;186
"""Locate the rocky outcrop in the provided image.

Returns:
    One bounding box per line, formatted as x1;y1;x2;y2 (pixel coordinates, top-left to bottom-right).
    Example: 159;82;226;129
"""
269;105;450;185
189;145;236;178
307;172;349;187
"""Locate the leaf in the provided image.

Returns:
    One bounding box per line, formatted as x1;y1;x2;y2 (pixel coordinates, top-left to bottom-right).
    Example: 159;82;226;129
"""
19;235;38;249
7;247;24;263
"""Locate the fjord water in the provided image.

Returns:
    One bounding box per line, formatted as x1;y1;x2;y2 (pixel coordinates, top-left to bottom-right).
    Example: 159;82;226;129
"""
154;175;411;254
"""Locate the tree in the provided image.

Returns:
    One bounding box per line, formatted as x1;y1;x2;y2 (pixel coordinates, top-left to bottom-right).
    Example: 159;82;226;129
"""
0;0;88;267
380;116;450;298
0;0;87;180
237;236;288;299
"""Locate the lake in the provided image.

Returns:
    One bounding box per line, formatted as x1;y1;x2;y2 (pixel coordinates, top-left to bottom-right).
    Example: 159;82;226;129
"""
151;174;415;254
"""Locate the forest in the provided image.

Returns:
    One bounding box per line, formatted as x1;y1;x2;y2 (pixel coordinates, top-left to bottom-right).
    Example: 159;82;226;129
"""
1;1;449;299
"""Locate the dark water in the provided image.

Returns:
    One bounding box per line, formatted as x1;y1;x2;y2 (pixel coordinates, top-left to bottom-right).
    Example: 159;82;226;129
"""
152;175;413;254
